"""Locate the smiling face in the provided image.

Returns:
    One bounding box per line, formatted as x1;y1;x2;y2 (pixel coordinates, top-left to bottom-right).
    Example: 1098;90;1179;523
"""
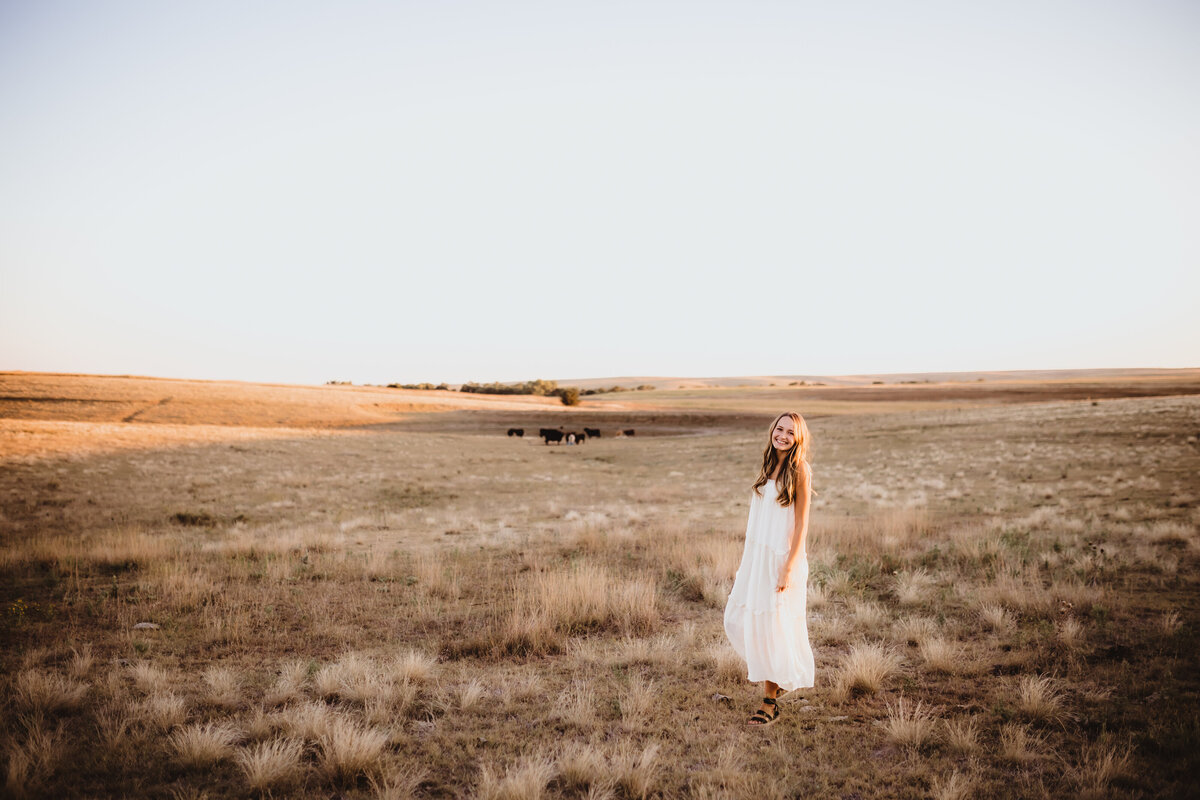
771;415;798;453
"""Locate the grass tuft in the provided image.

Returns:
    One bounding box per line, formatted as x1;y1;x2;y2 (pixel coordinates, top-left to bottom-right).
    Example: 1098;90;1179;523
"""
264;659;310;707
169;722;241;767
368;762;427;800
930;769;974;800
618;676;656;730
943;717;980;754
138;691;188;732
883;696;936;750
978;603;1014;634
476;754;556;800
274;700;335;742
918;637;958;674
1017;674;1072;725
894;568;934;606
4;715;60;798
850;600;887;631
1057;617;1086;650
456;678;487;710
129;662;172;694
832;642;901;700
202;665;242;709
614;741;660;800
708;646;745;684
317;715;389;783
1069;740;1132;800
68;645;95;679
557;742;609;793
13;670;88;714
999;722;1045;763
525;563;660;636
388;649;437;684
893;615;937;647
236;737;305;793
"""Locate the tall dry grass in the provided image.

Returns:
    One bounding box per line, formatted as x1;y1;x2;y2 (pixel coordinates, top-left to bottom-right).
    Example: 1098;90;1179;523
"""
510;563;659;639
831;642;902;701
2;385;1196;798
235;737;305;793
169;722;241;767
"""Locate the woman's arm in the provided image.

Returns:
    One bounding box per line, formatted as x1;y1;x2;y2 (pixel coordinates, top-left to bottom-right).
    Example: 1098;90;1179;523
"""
777;462;812;593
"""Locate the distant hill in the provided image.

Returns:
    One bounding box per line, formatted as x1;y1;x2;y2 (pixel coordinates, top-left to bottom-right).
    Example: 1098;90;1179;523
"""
555;367;1200;391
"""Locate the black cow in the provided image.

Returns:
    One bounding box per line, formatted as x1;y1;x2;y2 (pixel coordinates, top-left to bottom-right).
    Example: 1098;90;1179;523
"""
623;429;636;436
583;427;601;438
573;432;586;444
506;428;524;437
541;429;564;445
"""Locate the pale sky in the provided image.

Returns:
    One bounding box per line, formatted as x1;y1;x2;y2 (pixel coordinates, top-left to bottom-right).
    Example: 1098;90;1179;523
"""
2;1;1197;386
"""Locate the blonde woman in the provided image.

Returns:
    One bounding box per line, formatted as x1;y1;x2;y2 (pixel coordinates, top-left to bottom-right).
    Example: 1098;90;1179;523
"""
723;412;815;726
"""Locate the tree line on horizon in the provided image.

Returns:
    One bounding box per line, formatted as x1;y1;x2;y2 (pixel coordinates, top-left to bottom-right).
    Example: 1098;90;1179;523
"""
377;378;657;406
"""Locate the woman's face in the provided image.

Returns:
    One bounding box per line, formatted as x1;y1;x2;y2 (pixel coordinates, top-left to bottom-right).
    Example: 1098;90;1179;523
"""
771;416;797;453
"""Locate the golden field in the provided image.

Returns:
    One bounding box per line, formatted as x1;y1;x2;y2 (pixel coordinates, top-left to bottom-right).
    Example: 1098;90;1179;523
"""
1;370;1198;799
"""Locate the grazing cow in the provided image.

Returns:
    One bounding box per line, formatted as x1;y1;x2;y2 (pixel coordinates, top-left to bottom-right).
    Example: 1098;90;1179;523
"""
507;428;524;437
542;429;564;445
584;427;601;438
623;429;636;437
576;433;586;444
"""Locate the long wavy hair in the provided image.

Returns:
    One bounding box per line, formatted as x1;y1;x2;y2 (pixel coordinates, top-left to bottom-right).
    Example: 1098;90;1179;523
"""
752;412;811;507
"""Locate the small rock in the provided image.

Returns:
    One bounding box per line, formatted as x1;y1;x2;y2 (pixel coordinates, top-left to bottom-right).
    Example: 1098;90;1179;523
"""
827;715;850;722
132;622;159;630
712;693;732;704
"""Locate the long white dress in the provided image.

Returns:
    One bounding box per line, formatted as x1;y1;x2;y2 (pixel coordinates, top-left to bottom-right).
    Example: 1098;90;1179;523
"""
723;478;815;691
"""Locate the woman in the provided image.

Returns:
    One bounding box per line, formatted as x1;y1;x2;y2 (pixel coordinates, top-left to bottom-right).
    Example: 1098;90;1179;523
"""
723;411;815;726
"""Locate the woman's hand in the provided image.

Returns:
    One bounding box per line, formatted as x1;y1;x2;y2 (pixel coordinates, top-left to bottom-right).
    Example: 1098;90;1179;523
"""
776;571;791;593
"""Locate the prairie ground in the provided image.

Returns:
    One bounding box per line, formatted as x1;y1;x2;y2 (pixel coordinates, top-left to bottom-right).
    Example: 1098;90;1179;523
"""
1;373;1198;799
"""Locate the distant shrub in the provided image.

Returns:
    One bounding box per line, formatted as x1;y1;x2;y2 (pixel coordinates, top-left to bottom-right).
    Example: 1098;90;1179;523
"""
387;382;449;391
172;511;217;527
325;380;352;385
460;379;559;396
581;384;652;396
558;388;581;406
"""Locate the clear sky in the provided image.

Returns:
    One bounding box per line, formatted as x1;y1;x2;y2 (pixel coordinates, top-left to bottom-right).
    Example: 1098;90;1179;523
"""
2;1;1197;386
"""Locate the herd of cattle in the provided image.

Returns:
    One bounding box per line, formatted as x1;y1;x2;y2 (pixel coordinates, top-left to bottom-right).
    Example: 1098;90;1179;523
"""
506;427;636;444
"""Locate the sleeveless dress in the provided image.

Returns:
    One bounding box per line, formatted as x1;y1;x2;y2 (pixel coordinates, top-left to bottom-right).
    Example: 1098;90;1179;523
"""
723;478;815;691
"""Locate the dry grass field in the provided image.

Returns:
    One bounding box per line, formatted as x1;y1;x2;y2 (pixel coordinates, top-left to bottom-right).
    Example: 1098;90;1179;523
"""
1;371;1198;799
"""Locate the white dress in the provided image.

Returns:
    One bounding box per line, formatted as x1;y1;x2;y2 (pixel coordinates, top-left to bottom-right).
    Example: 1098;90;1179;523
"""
723;478;815;691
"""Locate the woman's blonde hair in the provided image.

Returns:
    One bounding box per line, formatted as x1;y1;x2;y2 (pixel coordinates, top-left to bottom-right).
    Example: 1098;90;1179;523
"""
752;412;811;507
